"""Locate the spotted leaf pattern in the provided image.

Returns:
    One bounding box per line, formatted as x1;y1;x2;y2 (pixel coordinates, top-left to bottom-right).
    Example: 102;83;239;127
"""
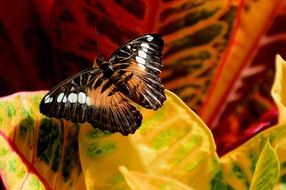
0;92;86;189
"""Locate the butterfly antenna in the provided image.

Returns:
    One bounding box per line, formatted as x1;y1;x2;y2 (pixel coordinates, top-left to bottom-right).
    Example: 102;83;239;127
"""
93;25;102;67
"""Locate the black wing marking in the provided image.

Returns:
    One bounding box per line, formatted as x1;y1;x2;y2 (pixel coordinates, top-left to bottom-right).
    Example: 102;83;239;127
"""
109;34;166;110
40;68;142;135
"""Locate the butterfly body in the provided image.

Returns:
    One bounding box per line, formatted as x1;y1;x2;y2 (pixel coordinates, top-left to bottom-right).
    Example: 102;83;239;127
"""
40;34;166;135
97;59;114;78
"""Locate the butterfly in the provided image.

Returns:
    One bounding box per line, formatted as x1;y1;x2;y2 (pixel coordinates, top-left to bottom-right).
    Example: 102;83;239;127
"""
40;34;166;135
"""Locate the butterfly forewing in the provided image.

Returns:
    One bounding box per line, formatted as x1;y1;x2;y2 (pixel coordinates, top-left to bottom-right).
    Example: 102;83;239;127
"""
40;68;99;122
40;68;142;135
109;34;166;110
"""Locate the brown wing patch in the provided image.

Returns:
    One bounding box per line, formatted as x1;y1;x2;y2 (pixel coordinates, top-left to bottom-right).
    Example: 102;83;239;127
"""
86;78;142;135
114;60;165;110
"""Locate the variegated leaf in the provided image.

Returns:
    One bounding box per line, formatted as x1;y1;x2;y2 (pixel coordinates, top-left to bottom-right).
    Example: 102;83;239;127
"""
0;92;86;189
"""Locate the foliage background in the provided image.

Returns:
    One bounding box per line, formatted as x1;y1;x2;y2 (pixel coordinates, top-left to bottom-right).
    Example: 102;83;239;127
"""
0;0;286;168
1;0;286;189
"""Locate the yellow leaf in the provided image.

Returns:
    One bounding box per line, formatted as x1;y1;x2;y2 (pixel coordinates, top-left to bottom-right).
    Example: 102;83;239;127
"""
79;125;146;189
271;55;286;123
132;90;219;189
119;166;194;190
79;90;220;190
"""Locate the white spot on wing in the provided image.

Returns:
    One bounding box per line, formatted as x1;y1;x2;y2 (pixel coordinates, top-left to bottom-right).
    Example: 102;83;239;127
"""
141;43;149;48
68;93;77;103
86;97;91;106
44;95;53;104
63;96;67;103
78;92;87;104
57;93;64;103
146;35;154;42
44;95;49;101
127;45;131;49
142;47;148;52
138;50;147;58
135;56;146;64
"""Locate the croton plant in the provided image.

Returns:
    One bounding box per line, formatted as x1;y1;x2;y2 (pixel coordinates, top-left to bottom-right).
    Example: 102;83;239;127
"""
0;0;286;189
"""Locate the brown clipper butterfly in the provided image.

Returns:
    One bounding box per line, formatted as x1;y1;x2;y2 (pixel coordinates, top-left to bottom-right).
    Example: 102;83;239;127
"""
40;34;166;135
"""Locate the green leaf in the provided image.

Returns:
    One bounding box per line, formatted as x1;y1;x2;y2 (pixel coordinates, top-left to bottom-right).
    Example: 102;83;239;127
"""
249;139;280;190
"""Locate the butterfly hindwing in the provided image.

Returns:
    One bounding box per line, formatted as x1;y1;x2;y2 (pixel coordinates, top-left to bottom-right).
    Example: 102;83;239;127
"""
40;68;142;135
109;34;166;110
86;76;142;135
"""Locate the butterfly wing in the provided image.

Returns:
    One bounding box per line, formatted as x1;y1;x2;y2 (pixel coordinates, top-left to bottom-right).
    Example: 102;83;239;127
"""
40;68;142;135
109;34;166;110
